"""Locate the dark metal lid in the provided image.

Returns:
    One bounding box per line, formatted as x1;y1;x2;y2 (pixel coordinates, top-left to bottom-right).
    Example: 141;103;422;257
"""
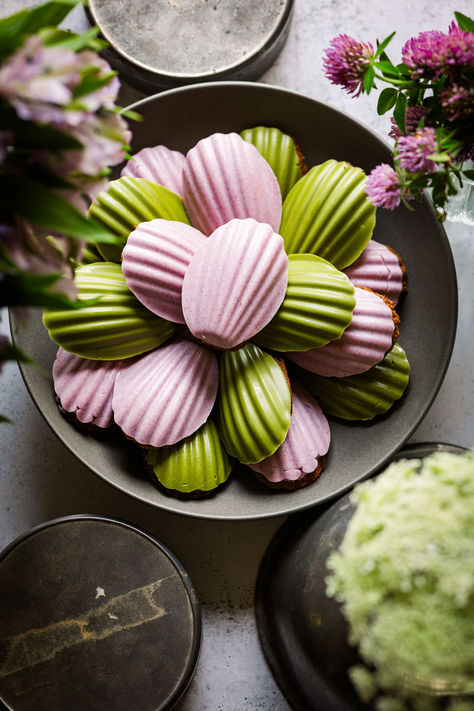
0;515;201;711
86;0;294;92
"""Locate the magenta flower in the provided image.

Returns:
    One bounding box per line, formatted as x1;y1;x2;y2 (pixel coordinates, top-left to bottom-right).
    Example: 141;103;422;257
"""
0;35;82;124
323;34;375;96
365;164;402;209
440;82;474;121
74;50;121;113
402;22;474;78
389;106;428;140
396;127;439;174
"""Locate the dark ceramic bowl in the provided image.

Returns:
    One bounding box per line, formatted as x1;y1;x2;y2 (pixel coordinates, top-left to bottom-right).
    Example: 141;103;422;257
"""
255;442;469;710
11;82;457;520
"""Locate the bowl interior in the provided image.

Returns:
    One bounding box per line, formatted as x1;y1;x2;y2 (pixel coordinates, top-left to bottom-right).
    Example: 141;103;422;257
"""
11;82;458;520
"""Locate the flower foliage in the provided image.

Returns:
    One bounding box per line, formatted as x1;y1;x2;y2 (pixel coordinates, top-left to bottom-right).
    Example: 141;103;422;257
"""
322;12;474;220
0;0;131;319
0;0;133;373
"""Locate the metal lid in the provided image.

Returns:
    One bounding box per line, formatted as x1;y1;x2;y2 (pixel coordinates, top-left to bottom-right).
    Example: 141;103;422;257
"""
0;515;201;711
86;0;294;92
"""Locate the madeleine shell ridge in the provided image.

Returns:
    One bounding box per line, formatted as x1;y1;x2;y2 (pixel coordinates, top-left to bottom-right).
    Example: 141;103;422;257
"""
279;159;376;269
254;253;356;352
89;176;191;262
217;343;292;464
182;132;282;236
240;126;304;200
122;219;206;324
120;144;186;197
53;347;122;428
181;218;288;349
112;338;219;447
249;381;330;484
344;239;406;304
43;263;174;360
145;419;233;496
285;286;398;377
300;343;410;420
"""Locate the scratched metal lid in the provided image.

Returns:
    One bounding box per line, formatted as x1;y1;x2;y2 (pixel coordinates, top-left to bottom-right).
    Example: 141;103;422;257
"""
0;515;201;711
86;0;294;92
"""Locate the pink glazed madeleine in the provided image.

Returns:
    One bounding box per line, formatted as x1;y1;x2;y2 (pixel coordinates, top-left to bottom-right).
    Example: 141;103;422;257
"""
344;240;407;304
181;218;289;350
120;144;186;197
249;381;330;489
182;132;282;235
287;287;399;377
53;347;123;428
112;339;219;447
122;219;206;324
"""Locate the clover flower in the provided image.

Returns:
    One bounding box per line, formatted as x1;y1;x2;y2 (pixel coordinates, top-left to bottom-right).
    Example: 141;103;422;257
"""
388;106;429;140
440;82;474;121
322;34;375;96
402;23;474;78
396;127;439;174
0;35;82;124
323;12;474;220
365;164;403;210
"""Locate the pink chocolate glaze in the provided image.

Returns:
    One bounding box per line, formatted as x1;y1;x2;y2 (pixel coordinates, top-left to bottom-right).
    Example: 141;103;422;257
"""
181;218;288;349
182;132;282;235
248;382;330;483
112;339;219;447
343;240;405;304
53;347;123;428
120;144;186;197
122;219;206;324
286;287;396;377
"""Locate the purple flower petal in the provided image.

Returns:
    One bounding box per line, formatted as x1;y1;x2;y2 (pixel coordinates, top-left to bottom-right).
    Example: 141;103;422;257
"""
323;34;374;96
365;164;402;210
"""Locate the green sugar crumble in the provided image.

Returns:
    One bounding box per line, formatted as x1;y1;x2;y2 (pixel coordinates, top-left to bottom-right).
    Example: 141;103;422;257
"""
326;450;474;710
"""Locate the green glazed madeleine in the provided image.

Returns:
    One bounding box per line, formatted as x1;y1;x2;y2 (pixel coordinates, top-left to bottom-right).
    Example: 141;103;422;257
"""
301;343;410;420
279;159;376;269
43;262;174;359
217;342;292;464
145;418;233;496
240;126;304;200
89;176;191;262
254;253;356;352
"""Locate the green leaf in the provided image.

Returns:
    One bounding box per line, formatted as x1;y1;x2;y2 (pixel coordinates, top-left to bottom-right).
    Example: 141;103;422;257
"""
0;340;34;365
73;71;117;100
427;153;451;163
396;62;412;77
118;107;142;122
463;169;474;180
374;31;396;58
454;11;474;32
42;26;105;51
393;92;408;133
377;87;398;115
0;0;79;60
0;106;83;151
0;271;95;309
363;65;375;94
375;59;400;78
0;176;122;245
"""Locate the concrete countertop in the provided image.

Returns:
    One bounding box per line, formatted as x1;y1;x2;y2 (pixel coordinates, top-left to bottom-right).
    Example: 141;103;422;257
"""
1;1;473;709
